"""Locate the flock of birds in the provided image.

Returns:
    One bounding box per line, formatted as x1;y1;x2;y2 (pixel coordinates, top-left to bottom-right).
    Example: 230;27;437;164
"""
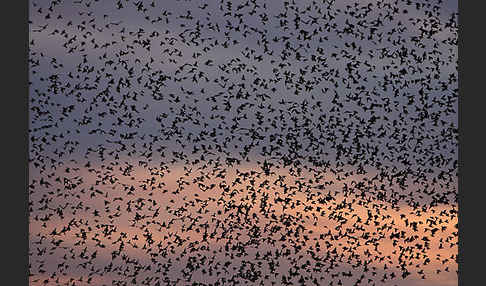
29;0;458;285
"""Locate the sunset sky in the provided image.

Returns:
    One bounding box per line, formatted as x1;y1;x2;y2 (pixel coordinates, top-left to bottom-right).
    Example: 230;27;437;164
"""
29;0;458;285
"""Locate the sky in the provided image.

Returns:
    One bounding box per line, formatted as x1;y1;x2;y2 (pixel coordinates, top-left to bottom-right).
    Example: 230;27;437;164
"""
29;0;458;285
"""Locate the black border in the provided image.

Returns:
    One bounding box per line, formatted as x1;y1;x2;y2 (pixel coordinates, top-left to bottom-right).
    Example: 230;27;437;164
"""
4;0;28;285
458;1;482;286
